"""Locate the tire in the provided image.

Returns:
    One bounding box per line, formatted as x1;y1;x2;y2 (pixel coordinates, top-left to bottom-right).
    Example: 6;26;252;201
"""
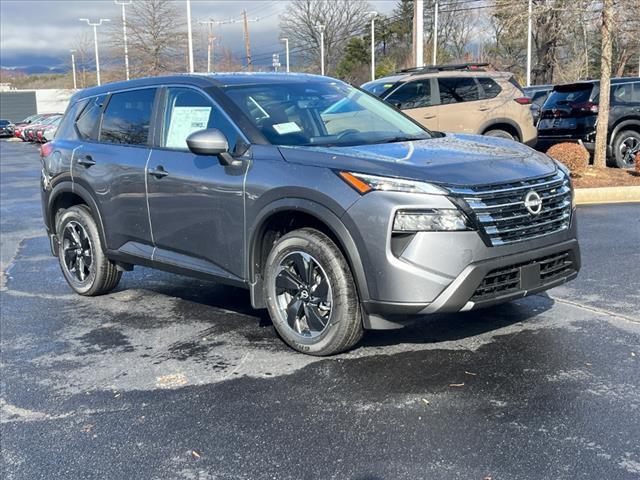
484;129;515;141
263;228;363;356
612;129;640;169
56;205;121;296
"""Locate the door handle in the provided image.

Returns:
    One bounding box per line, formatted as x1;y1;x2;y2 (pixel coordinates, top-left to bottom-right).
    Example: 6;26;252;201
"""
148;166;169;178
77;155;95;167
424;114;436;119
478;107;490;112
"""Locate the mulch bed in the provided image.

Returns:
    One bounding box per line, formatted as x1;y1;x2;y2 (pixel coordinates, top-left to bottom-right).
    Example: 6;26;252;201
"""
573;167;640;188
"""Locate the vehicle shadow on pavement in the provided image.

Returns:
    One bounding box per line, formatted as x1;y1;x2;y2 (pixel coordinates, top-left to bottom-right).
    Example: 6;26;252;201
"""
359;294;555;348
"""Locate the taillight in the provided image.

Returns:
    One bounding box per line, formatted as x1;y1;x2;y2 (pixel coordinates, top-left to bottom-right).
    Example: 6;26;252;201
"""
514;97;532;105
40;142;53;158
571;102;598;114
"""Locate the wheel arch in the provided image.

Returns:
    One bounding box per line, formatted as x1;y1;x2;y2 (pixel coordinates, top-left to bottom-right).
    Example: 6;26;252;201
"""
608;118;640;146
247;199;370;309
478;118;523;141
48;182;108;250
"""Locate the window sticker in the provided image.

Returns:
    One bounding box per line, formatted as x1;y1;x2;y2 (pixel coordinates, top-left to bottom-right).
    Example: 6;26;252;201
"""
165;106;212;148
272;122;302;135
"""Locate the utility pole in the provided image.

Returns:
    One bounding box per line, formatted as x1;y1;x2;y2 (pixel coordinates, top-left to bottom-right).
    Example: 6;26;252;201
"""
413;0;424;67
79;18;110;86
526;0;533;86
198;18;236;73
316;23;325;75
368;11;378;81
432;1;438;65
186;0;194;73
70;50;77;89
281;37;290;72
241;10;260;71
115;0;132;80
594;0;614;168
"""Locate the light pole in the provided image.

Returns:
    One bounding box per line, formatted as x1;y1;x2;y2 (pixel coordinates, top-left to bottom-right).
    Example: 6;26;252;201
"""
316;23;325;75
526;0;533;86
281;37;290;72
414;0;424;67
432;1;438;65
115;0;132;80
186;0;194;73
79;18;110;86
367;11;378;81
70;50;77;89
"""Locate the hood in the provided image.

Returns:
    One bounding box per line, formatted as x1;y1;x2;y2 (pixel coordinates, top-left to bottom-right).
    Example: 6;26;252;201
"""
277;133;556;186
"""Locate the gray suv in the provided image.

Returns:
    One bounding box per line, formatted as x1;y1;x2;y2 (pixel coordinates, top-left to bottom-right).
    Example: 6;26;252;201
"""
40;73;580;355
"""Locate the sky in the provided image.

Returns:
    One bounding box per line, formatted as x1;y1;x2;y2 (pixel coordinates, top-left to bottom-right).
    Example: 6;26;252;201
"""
0;0;397;69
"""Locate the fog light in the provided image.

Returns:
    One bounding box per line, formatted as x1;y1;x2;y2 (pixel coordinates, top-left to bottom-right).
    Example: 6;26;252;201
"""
393;210;471;232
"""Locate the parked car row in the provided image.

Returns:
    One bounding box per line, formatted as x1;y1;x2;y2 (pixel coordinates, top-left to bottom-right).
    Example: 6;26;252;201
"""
364;64;640;168
8;113;63;143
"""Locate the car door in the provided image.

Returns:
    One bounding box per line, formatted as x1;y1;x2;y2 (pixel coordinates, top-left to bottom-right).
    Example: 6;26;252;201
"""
433;76;481;134
72;88;158;254
384;79;438;130
146;86;249;281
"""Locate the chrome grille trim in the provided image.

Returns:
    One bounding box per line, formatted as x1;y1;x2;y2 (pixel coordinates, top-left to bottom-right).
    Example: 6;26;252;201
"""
448;171;573;246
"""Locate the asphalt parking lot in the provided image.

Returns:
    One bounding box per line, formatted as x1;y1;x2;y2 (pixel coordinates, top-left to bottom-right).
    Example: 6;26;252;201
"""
1;138;639;480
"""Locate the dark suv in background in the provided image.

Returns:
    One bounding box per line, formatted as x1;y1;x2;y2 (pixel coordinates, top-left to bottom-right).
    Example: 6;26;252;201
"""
41;73;580;355
537;78;640;168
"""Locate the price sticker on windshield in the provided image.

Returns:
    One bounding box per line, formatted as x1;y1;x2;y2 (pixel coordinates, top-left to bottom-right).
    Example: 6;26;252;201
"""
272;122;302;135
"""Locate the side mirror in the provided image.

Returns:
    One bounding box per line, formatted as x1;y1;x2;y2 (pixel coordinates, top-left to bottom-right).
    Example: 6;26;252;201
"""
186;128;241;166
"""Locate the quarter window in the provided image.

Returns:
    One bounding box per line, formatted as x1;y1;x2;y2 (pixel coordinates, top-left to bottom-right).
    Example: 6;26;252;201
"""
75;95;105;141
385;80;433;109
161;87;240;153
477;78;502;100
100;88;156;145
438;77;479;104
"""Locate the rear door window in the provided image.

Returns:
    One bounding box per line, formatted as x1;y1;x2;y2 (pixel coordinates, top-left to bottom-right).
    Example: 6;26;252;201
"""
438;77;479;104
75;95;105;141
611;83;638;104
385;80;433;109
161;87;241;153
477;77;502;100
100;88;157;145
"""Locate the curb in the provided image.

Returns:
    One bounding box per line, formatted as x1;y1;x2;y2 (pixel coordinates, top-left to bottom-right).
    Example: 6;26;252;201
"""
574;186;640;205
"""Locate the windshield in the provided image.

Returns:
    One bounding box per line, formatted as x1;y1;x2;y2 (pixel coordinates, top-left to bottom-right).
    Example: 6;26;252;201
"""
223;80;429;147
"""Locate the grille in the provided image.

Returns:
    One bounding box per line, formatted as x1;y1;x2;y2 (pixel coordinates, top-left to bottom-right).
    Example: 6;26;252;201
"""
448;172;572;246
471;250;575;301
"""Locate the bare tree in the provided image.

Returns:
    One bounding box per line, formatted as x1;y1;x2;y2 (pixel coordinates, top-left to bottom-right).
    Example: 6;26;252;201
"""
594;0;614;168
280;0;371;74
108;0;187;77
71;33;94;88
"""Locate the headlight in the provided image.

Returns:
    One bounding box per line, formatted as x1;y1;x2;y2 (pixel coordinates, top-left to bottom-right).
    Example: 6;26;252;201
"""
393;209;471;232
339;171;447;195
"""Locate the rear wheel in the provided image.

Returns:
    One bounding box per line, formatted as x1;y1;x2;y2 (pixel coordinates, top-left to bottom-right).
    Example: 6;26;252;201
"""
612;129;640;169
56;205;121;296
484;129;515;141
264;228;363;356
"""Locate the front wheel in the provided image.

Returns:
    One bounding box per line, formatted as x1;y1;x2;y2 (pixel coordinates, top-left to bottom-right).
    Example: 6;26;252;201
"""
264;228;363;356
612;129;640;169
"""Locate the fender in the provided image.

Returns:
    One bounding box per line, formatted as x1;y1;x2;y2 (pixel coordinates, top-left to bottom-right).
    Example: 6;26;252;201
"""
608;117;640;146
48;181;108;251
476;117;523;141
247;198;371;309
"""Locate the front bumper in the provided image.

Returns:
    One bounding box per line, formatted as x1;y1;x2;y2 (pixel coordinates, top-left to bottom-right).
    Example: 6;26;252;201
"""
362;238;580;329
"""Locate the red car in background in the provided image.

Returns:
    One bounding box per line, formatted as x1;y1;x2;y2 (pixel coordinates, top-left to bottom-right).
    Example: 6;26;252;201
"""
24;114;62;142
13;114;49;141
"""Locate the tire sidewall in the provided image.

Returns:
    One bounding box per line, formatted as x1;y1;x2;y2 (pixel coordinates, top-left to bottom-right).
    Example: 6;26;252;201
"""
484;129;515;141
264;231;358;355
613;130;640;169
56;206;106;295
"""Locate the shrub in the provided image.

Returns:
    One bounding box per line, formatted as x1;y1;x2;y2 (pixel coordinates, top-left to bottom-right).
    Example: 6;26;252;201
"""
635;151;640;175
546;143;590;176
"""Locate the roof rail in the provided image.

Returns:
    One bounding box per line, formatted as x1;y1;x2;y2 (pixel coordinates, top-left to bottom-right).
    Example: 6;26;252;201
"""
395;63;492;75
